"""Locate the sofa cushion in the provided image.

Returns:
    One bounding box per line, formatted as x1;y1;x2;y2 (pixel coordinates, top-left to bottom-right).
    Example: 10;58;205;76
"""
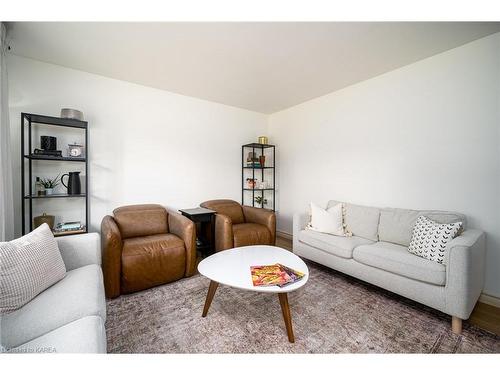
233;223;272;248
299;229;374;259
0;223;66;313
121;233;186;294
379;208;466;246
353;242;446;286
328;200;380;241
9;316;106;353
1;264;105;349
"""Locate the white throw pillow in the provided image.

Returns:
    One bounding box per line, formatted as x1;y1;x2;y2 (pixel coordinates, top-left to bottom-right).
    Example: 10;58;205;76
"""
307;202;346;236
407;215;462;264
0;223;66;314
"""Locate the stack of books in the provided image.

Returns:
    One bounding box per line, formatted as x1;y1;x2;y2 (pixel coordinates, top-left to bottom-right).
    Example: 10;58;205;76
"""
250;263;305;287
53;221;86;236
247;162;262;168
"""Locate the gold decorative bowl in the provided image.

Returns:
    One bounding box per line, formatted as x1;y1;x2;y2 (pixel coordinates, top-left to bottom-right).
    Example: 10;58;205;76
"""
258;136;268;145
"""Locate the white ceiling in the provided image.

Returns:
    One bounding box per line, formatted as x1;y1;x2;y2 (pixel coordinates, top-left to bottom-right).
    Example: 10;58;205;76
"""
8;22;500;114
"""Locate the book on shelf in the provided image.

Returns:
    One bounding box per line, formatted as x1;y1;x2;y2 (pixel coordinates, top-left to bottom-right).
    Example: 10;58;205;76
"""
250;263;305;287
52;228;86;236
33;149;63;157
53;222;85;235
56;221;82;230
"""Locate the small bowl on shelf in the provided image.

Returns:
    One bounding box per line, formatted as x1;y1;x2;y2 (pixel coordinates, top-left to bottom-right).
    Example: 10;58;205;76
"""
60;108;84;121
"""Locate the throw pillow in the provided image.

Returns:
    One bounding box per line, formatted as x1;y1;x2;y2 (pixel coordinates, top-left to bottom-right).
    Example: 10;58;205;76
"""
307;202;346;236
0;223;66;314
408;215;462;264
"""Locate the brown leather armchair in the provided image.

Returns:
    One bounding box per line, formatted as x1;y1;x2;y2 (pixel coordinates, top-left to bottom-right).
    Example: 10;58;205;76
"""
101;204;196;298
200;199;276;252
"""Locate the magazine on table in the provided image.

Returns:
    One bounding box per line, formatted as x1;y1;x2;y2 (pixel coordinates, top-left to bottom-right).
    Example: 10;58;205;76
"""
251;263;305;287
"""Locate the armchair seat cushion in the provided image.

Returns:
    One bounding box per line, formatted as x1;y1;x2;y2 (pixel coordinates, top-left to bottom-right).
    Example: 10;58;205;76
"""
233;223;272;248
121;234;186;294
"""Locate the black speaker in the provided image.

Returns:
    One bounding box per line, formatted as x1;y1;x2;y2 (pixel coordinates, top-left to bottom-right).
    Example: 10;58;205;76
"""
40;136;57;151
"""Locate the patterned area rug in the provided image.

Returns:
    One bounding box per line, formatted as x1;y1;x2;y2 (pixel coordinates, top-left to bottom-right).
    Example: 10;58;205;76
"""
106;261;500;353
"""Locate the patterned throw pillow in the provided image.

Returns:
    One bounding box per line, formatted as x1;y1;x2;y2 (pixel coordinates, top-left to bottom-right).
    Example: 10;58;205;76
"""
408;216;462;264
0;223;66;314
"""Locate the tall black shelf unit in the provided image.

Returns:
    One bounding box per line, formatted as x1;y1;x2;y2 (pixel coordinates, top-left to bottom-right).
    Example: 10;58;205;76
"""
241;143;275;211
21;113;89;236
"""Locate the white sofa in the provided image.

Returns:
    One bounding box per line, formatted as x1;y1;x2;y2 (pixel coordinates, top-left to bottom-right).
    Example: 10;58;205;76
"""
293;200;486;334
0;233;106;353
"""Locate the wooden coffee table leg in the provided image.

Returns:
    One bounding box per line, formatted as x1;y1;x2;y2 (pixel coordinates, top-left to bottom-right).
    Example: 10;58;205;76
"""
202;281;219;317
278;293;295;343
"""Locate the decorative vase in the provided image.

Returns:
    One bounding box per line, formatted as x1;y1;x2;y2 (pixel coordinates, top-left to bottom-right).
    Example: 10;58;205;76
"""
34;213;55;229
259;155;266;167
45;188;53;195
40;136;57;151
258;136;268;145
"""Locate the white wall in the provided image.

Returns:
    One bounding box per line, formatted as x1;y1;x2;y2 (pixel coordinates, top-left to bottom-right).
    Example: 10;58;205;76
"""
8;55;267;237
268;33;500;297
7;33;500;298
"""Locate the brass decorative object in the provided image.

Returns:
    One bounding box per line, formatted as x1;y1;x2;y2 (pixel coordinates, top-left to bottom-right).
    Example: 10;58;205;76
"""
258;136;268;145
34;213;55;230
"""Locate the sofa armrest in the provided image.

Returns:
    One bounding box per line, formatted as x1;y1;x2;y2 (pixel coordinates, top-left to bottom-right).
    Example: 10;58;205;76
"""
292;212;309;249
444;229;486;319
56;232;101;271
214;213;234;252
168;210;197;277
242;205;276;245
101;215;123;299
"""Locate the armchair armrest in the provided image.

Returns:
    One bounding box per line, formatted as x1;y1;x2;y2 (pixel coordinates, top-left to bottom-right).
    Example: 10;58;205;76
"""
56;232;100;271
214;213;234;252
168;210;197;277
101;215;123;299
444;229;486;319
242;206;276;245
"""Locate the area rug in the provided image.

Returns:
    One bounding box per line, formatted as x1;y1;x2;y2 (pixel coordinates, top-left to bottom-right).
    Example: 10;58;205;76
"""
106;261;500;353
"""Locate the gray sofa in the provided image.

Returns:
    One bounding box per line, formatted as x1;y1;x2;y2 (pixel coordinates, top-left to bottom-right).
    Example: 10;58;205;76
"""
293;200;486;334
0;233;106;353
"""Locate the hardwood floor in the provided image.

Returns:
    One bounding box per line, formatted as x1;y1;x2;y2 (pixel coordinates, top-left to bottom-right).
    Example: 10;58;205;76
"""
276;235;292;250
275;234;500;336
470;301;500;335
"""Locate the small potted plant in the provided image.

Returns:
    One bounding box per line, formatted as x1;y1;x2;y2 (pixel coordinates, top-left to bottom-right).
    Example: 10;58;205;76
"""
39;174;60;195
254;196;268;206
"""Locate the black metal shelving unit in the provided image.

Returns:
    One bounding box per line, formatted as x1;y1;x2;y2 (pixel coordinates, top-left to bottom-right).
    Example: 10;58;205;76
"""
241;143;275;211
21;113;89;236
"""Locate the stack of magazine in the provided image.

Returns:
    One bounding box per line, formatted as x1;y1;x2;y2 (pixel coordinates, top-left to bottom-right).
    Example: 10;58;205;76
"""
251;264;305;288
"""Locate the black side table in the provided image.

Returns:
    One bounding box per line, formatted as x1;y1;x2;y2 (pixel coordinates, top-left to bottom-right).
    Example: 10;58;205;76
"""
179;207;216;255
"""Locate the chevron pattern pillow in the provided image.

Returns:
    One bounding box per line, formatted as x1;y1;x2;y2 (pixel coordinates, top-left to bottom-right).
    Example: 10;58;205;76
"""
408;216;462;264
0;223;66;313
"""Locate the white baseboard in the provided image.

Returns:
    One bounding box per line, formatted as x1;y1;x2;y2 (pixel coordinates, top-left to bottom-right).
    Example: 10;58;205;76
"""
479;293;500;308
275;231;500;309
276;230;292;241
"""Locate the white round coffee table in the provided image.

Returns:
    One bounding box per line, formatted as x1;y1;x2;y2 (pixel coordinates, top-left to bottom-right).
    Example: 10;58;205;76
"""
198;245;309;343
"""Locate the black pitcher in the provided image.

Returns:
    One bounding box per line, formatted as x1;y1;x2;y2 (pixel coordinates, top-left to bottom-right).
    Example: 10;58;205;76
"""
61;172;81;195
